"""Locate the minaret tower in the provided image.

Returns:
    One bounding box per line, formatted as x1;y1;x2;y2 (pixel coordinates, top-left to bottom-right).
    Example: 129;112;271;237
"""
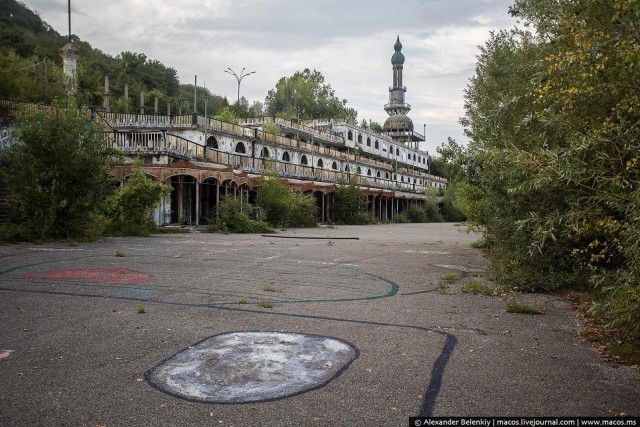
59;0;79;94
384;36;411;116
383;36;416;144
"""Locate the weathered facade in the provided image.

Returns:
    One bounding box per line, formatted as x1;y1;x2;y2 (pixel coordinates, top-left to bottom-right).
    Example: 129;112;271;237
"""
0;37;447;226
102;37;446;225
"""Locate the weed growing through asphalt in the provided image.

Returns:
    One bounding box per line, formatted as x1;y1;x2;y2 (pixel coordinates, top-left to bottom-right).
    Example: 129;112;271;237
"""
436;282;448;294
116;251;126;257
441;273;459;281
263;283;277;292
470;237;490;249
137;305;146;314
462;281;493;296
258;301;274;308
238;299;248;304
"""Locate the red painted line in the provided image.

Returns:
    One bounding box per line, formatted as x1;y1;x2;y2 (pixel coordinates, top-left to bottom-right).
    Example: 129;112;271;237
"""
21;267;155;283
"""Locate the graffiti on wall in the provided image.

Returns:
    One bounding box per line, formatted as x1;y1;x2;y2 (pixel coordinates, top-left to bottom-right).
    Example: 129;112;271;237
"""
0;126;15;151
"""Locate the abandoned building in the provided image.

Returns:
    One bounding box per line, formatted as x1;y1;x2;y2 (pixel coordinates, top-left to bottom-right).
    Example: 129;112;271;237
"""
0;37;447;226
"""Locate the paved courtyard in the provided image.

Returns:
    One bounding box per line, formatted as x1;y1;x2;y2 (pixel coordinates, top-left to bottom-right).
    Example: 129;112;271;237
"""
0;223;638;426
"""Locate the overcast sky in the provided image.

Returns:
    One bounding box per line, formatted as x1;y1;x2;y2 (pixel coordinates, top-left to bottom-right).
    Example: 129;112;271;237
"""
25;0;516;154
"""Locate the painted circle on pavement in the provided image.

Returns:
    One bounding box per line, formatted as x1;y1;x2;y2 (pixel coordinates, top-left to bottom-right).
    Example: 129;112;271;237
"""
145;331;359;403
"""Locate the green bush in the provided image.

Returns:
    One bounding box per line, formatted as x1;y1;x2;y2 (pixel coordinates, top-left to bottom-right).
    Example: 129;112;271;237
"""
424;203;444;223
406;205;427;223
255;173;316;228
0;98;120;242
207;196;273;234
331;178;370;224
106;161;170;236
459;0;640;343
393;213;409;223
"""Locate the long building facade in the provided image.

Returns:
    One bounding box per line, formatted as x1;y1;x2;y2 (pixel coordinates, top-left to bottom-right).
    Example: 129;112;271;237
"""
0;37;447;226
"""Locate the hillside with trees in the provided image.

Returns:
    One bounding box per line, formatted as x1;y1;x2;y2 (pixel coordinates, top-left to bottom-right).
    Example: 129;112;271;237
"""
0;0;225;115
0;0;359;123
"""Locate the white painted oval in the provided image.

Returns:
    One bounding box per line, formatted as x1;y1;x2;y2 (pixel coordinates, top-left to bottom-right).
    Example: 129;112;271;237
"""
146;331;359;403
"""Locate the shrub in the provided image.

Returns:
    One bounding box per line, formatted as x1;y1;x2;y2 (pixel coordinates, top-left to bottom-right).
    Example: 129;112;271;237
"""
255;173;316;228
393;213;409;223
106;161;170;236
207;196;273;234
0;98;120;241
406;205;427;223
332;178;369;225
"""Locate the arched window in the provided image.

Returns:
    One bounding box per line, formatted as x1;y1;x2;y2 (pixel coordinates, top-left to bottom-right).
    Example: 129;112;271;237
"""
317;158;324;168
413;153;416;161
282;151;291;162
367;169;372;176
331;161;338;170
207;136;218;149
260;147;270;158
234;142;246;154
356;166;362;175
347;130;353;141
396;147;400;156
300;154;308;165
385;172;390;180
376;170;381;178
358;134;363;144
374;140;379;149
366;137;371;147
418;156;421;163
401;176;405;182
345;164;350;172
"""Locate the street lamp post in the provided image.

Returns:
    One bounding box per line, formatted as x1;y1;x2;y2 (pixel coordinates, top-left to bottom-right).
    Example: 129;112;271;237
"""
224;67;256;104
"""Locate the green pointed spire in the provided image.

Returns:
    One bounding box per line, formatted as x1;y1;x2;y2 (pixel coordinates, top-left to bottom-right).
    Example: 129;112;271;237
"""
391;35;405;65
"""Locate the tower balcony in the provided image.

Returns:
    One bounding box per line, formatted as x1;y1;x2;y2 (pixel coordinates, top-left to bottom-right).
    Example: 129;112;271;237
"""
389;86;407;92
384;102;411;111
384;101;411;117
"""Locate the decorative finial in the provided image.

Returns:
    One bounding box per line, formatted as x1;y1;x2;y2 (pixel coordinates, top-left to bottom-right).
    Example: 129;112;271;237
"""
391;36;405;65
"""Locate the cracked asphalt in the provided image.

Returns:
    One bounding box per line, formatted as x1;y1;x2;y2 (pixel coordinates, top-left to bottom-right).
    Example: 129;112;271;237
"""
0;223;638;426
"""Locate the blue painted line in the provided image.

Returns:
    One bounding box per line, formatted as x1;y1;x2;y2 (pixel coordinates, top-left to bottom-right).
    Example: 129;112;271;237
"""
117;289;156;296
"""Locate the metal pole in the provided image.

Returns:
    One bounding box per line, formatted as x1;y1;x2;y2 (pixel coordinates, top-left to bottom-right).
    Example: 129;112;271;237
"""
193;75;197;114
68;0;72;43
224;67;256;105
204;95;208;158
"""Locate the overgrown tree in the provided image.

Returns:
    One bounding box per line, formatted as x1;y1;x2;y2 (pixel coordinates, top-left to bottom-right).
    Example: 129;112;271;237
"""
0;97;120;241
214;106;240;124
331;178;370;224
255;173;316;228
459;0;640;340
107;160;170;236
264;68;357;122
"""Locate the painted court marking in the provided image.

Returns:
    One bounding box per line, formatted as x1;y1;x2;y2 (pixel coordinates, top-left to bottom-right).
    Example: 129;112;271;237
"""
0;249;457;416
0;349;15;360
146;331;359;404
21;267;155;283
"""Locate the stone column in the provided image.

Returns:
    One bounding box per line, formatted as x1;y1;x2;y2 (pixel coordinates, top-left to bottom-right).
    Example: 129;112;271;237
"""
124;84;129;113
195;181;200;227
103;76;110;112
